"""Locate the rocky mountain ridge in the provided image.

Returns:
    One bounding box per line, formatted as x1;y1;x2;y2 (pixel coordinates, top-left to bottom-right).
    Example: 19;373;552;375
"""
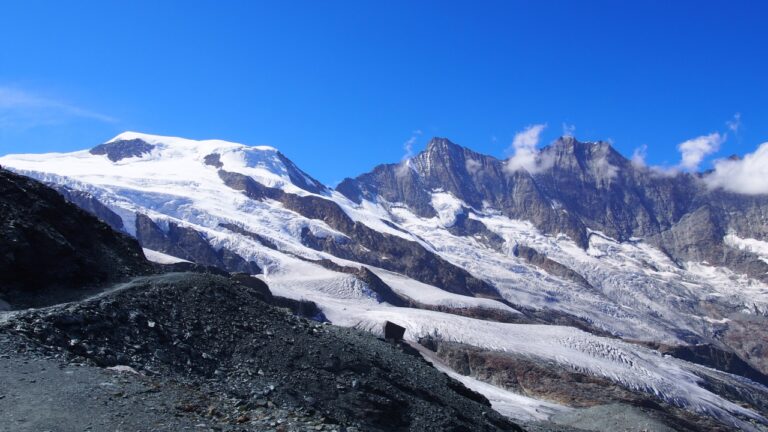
338;137;768;281
2;132;768;430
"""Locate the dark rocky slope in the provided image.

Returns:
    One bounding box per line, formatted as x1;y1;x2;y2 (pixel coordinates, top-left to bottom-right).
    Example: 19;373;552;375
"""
0;168;525;431
0;168;151;309
2;273;523;432
1;330;300;432
638;341;768;388
51;184;128;232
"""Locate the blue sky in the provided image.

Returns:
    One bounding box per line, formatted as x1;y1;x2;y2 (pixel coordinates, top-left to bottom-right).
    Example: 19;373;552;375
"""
1;1;766;184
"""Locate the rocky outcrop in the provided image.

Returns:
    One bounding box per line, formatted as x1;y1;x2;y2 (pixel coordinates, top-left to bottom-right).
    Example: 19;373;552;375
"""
51;185;126;232
513;245;593;289
275;152;329;195
447;212;505;250
0;168;151;309
89;138;155;162
337;138;587;246
219;169;500;298
649;205;768;281
203;153;223;168
338;137;768;280
639;341;768;387
2;273;523;432
720;313;768;377
134;213;261;275
422;340;757;432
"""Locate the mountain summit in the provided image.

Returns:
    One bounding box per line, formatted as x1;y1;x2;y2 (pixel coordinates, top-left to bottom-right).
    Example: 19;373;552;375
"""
339;136;768;278
2;133;768;430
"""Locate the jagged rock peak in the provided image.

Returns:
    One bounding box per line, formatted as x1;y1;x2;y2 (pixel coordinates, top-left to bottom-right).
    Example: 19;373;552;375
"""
425;137;462;154
546;136;615;154
542;136;630;169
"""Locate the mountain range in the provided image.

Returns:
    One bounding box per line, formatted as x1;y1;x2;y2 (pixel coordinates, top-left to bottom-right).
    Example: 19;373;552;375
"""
2;131;768;431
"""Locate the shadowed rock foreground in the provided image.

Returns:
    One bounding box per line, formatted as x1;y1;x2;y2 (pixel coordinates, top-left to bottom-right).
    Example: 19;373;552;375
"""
1;273;523;432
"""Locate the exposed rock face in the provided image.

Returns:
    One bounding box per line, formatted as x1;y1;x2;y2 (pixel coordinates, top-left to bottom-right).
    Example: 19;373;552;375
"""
0;168;151;308
337;137;768;280
447;212;505;250
639;341;768;387
219;169;500;298
89;138;155;162
275;151;329;195
649;204;768;280
424;340;763;432
202;152;223;168
2;273;523;432
51;185;126;232
337;138;588;245
721;313;768;378
134;213;261;275
513;245;593;289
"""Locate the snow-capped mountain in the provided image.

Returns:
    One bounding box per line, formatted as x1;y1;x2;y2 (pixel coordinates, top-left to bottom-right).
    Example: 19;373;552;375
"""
3;132;768;430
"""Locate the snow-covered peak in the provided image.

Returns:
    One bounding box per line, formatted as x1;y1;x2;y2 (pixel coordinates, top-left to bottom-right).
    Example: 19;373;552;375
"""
1;131;325;195
424;137;459;153
106;131;278;152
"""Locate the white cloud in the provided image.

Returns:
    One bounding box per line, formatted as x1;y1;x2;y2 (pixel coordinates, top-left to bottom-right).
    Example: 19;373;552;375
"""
505;124;552;174
512;124;546;149
465;158;482;175
395;134;419;178
403;135;416;157
631;145;647;168
562;123;576;138
0;86;116;128
677;132;725;171
726;113;741;134
705;142;768;194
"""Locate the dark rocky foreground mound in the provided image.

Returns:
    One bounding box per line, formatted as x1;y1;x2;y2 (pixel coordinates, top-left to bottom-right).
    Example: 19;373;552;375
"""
0;168;151;309
0;168;520;431
2;272;523;432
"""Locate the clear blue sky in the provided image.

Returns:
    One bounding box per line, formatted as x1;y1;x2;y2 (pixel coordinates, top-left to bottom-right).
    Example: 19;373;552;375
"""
1;1;766;184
